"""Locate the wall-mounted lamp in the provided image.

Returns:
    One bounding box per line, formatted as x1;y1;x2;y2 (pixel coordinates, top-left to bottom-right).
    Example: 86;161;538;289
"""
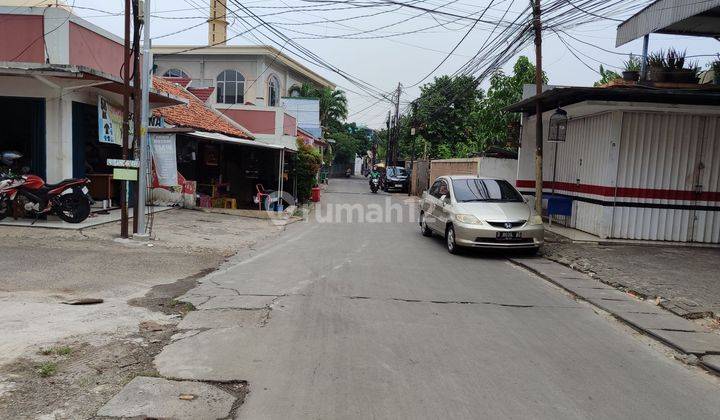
548;108;568;143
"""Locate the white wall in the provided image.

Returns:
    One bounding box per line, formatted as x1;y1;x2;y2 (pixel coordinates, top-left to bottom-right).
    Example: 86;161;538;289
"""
154;53;321;107
477;157;517;185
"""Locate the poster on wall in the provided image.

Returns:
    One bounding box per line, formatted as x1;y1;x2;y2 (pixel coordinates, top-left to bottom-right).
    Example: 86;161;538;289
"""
151;133;178;186
98;95;133;146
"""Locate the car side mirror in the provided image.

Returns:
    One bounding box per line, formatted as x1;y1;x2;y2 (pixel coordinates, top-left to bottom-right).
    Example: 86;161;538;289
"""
440;194;449;204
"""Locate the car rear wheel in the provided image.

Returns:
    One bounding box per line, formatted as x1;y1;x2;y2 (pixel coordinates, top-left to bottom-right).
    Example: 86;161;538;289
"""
446;224;460;254
419;213;432;237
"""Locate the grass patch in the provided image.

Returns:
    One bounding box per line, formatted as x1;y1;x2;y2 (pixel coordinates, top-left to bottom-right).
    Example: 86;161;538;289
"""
38;346;73;356
169;299;195;315
55;346;72;356
37;362;57;377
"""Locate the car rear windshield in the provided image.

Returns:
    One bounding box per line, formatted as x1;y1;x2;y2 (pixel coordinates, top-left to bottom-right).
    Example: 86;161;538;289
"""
451;179;524;203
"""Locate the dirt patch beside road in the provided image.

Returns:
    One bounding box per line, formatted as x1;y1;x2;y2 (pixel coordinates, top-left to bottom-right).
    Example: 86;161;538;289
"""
0;208;285;418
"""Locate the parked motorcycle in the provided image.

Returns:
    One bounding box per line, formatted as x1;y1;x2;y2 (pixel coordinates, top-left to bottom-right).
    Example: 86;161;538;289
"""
0;151;93;223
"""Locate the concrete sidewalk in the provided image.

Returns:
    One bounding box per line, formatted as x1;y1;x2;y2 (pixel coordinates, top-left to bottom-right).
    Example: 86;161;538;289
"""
542;231;720;318
510;257;720;375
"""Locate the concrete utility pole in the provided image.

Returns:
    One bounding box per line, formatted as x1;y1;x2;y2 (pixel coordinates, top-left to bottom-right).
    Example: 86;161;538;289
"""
532;0;543;216
136;0;152;235
121;0;131;238
392;82;401;169
132;0;142;234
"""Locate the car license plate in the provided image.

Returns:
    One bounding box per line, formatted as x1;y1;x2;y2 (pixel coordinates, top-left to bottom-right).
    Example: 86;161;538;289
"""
496;232;522;240
395;183;403;187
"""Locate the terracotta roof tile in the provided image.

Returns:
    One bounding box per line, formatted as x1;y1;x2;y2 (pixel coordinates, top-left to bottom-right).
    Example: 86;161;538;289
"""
187;87;215;103
152;77;253;139
162;76;191;88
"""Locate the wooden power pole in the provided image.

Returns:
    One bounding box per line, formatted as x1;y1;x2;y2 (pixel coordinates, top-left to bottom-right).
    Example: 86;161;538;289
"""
121;0;131;238
532;0;543;216
131;0;142;234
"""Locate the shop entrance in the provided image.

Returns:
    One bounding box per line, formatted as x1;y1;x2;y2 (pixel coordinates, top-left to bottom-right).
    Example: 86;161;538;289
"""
71;101;124;205
0;96;45;177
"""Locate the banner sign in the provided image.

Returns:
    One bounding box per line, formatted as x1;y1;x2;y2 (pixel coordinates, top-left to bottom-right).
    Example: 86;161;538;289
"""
98;95;133;146
150;133;178;187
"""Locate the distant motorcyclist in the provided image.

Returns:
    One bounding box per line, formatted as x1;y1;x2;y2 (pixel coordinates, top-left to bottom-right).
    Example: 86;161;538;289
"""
368;165;381;193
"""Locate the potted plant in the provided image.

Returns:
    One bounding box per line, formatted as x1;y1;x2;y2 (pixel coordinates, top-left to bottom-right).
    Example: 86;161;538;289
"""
711;55;720;85
622;54;641;81
648;51;666;82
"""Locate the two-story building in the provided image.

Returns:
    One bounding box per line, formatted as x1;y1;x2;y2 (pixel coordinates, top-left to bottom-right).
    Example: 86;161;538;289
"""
0;3;181;190
152;44;334;150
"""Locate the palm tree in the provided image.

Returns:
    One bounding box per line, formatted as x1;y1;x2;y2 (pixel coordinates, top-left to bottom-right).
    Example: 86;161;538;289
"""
288;83;348;133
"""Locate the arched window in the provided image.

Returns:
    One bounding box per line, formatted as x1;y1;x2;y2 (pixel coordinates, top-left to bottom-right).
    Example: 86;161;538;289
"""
267;75;280;106
162;68;190;79
216;70;245;104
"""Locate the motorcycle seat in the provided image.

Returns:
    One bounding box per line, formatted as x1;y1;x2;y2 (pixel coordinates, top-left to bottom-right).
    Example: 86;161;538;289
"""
45;178;86;189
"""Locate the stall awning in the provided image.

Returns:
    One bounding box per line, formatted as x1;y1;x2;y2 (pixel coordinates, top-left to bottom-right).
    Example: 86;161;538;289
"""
187;130;289;150
0;62;184;106
616;0;720;47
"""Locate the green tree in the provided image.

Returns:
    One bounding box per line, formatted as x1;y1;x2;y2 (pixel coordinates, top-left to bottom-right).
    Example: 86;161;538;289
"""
292;138;322;202
288;83;348;133
415;75;484;158
594;65;620;87
330;132;359;165
477;56;547;150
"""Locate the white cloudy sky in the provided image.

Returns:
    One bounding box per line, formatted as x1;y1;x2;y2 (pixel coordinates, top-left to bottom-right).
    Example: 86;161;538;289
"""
63;0;720;129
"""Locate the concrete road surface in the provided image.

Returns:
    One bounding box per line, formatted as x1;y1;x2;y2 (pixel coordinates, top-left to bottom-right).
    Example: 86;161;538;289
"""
163;178;720;419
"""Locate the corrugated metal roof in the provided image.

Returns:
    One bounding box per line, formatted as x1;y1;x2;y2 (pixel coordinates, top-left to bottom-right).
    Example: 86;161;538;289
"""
507;86;720;115
616;0;720;46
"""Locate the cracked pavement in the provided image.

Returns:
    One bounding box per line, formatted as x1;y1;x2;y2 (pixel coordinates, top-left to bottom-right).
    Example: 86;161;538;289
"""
115;178;720;419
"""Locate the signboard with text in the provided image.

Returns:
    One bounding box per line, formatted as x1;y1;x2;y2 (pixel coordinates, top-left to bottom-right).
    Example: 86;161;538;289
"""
98;95;133;146
150;133;178;187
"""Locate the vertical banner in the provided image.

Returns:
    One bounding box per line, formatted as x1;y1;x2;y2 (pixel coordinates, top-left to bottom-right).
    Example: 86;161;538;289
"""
150;133;178;186
98;95;133;146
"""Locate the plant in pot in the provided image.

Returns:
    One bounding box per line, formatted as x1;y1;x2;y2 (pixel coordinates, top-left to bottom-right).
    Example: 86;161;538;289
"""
711;55;720;85
664;48;699;83
648;51;666;82
622;54;641;81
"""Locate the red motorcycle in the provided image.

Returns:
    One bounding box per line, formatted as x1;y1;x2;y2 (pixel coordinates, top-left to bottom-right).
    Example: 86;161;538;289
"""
0;151;93;223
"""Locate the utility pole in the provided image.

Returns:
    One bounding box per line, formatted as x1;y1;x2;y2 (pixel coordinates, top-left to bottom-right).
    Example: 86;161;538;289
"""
136;0;151;235
131;0;142;234
392;82;401;169
121;0;131;238
384;110;391;169
408;100;417;196
532;0;544;217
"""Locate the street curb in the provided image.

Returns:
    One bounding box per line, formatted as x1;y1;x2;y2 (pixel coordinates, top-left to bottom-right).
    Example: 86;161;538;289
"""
508;258;720;376
540;253;715;320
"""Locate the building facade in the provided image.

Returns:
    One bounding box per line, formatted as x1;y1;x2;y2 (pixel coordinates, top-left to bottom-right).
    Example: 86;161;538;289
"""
511;87;720;243
152;45;334;150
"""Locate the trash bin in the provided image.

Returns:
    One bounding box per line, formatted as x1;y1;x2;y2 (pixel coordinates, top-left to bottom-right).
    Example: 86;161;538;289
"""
311;186;321;202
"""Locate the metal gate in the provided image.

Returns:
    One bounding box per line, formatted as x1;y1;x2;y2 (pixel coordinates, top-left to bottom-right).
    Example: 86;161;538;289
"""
692;116;720;243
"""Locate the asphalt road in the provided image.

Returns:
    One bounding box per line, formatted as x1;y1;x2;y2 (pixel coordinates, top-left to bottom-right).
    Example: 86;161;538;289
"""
186;178;720;419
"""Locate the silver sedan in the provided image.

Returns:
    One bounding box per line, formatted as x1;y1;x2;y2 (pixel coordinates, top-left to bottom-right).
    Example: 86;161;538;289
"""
419;175;544;254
